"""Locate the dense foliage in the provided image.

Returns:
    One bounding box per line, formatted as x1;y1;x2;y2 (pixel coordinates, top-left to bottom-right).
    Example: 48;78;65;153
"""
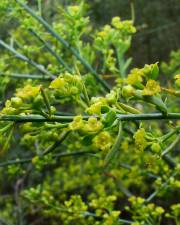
0;1;179;225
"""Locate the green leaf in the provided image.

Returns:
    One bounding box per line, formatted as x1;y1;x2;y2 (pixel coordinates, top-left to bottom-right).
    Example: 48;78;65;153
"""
134;90;167;114
82;134;95;146
104;121;122;168
103;109;117;128
101;105;110;114
151;62;159;80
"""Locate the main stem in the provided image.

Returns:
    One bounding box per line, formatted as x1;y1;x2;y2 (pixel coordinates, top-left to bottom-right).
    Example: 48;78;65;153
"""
0;113;179;123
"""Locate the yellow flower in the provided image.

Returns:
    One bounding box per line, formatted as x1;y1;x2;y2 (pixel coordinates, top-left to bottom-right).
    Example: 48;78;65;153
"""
49;73;82;97
97;25;112;39
133;128;147;151
174;74;180;79
86;97;107;115
151;142;161;153
97;31;107;38
126;68;144;85
32;156;39;164
147;203;155;210
86;102;102;115
67;5;80;16
111;16;121;29
16;84;40;99
143;80;161;96
174;74;180;88
93;131;113;151
173;180;180;188
171;203;180;215
136;197;145;204
69;115;84;131
83;117;103;133
155;206;164;215
122;85;135;97
111;17;136;34
49;77;65;89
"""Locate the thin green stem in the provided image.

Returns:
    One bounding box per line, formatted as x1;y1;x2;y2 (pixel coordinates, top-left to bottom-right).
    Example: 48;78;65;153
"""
0;72;53;80
38;0;42;16
82;82;90;106
145;171;177;202
44;122;69;128
161;135;180;157
0;40;55;78
29;28;72;73
116;48;126;78
15;0;110;91
42;130;71;155
74;64;90;106
0;150;96;168
160;126;180;143
162;154;177;168
130;0;135;23
40;86;51;116
83;211;133;224
104;121;122;167
0;113;179;123
117;113;180;121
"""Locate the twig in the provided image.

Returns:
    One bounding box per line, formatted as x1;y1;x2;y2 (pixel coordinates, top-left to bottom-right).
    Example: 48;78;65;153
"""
0;150;97;168
42;130;70;155
0;72;53;80
161;135;180;157
29;28;72;73
104;121;122;167
0;113;179;123
145;171;177;202
15;0;110;91
0;40;55;79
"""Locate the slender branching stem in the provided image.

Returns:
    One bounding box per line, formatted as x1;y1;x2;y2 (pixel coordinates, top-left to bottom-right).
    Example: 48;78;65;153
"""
0;72;53;80
0;150;97;168
15;0;110;91
29;28;72;73
146;171;177;202
0;113;179;123
161;135;180;157
0;40;55;79
42;130;71;155
104;121;122;167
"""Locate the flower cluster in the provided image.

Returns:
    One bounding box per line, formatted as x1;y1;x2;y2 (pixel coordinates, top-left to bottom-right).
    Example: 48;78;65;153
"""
50;73;83;99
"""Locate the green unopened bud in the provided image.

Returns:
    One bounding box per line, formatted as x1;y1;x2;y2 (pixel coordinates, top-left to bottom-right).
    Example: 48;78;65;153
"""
122;85;135;97
70;86;79;95
50;106;56;114
11;97;23;107
151;143;161;153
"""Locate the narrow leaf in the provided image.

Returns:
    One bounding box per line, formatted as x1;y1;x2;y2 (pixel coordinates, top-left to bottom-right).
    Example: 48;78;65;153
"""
104;121;122;168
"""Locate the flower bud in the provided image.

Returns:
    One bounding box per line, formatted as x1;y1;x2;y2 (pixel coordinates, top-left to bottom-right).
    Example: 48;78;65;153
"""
11;97;23;108
122;85;135;97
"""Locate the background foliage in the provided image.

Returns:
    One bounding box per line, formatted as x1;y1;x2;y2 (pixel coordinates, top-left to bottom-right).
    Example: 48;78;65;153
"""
0;1;179;225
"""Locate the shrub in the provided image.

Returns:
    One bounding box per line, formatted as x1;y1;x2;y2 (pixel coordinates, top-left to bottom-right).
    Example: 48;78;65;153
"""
0;1;179;225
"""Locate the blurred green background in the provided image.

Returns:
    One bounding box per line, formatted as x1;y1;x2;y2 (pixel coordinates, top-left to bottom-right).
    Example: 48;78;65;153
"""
1;0;180;67
88;0;180;67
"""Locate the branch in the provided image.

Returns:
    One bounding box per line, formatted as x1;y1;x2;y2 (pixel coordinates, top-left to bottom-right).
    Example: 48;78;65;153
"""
161;135;180;157
0;113;179;123
0;40;55;79
29;28;73;73
145;171;177;202
0;72;53;80
0;150;97;168
15;0;110;91
104;121;122;167
117;113;180;121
